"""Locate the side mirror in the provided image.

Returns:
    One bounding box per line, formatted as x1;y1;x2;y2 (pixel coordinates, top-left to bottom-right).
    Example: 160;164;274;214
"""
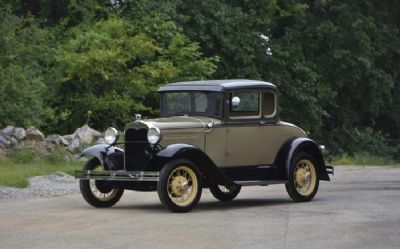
231;96;240;108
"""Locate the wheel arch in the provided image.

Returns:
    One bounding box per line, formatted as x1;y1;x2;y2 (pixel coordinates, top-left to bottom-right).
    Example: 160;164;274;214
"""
150;144;237;188
274;137;330;181
81;144;124;166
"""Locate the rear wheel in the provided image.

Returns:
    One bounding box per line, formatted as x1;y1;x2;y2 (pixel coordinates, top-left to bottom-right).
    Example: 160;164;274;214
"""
79;158;124;208
285;152;319;202
157;159;202;212
209;183;241;201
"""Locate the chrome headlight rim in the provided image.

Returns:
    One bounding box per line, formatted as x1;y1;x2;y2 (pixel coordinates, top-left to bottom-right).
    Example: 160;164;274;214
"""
147;126;161;145
104;127;119;145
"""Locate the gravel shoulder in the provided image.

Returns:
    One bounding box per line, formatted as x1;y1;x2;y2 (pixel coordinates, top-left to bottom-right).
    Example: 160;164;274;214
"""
0;172;78;199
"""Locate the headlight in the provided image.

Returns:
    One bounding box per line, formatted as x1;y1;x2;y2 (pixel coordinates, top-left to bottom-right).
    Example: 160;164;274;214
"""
147;127;161;145
104;127;119;145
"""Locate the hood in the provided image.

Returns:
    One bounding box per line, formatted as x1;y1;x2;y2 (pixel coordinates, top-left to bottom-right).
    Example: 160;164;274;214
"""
144;116;220;130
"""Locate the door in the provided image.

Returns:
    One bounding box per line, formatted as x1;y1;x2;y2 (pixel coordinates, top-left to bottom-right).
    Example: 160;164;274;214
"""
224;125;263;166
223;90;263;167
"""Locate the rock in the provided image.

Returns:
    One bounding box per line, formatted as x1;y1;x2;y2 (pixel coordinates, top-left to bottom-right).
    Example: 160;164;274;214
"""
46;134;68;146
62;134;76;145
13;127;26;140
10;137;19;147
67;138;83;154
74;124;101;144
59;136;69;146
95;137;106;144
26;126;45;141
0;126;15;140
0;135;11;148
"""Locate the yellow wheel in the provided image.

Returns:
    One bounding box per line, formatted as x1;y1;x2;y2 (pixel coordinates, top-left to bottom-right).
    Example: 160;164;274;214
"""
79;158;124;207
158;159;202;212
285;152;319;202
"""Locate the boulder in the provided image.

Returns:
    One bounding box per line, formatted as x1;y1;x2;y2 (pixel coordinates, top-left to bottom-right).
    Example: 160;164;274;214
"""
0;134;11;148
26;126;45;141
46;134;68;146
74;124;101;144
67;138;83;154
0;126;15;140
13;127;26;140
10;137;19;147
62;134;76;145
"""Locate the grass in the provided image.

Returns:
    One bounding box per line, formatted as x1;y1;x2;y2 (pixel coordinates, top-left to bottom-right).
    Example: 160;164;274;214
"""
0;148;82;188
330;152;400;166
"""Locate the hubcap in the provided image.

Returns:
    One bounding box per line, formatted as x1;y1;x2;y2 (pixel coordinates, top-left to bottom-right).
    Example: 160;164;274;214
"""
89;165;119;201
218;185;231;193
293;159;317;196
167;166;198;207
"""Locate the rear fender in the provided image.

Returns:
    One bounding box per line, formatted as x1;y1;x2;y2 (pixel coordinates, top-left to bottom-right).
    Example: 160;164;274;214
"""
81;144;124;166
274;138;330;181
150;144;237;188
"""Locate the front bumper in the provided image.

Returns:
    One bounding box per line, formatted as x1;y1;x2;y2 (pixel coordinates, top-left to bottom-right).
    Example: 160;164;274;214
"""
75;170;159;181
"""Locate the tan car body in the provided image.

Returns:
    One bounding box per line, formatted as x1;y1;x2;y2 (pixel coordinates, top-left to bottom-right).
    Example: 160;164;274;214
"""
145;116;306;167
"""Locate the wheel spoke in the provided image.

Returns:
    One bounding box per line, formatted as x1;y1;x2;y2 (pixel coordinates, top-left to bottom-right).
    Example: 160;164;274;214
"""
293;159;317;196
166;165;198;207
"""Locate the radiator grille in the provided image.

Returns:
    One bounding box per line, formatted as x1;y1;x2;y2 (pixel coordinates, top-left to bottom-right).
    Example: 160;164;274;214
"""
124;128;150;171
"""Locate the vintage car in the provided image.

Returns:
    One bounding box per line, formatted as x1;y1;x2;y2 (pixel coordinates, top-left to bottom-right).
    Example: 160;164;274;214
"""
75;79;333;212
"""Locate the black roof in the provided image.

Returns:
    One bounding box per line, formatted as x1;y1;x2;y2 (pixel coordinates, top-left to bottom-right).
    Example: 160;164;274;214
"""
158;79;277;92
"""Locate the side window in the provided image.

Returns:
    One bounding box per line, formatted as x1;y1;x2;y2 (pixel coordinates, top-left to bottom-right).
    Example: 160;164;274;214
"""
229;91;260;118
263;92;276;117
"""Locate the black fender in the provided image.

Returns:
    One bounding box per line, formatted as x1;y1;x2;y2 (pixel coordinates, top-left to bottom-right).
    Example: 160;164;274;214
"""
150;144;238;188
81;144;124;166
274;138;330;181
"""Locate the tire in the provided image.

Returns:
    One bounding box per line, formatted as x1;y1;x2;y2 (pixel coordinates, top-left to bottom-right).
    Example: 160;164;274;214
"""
157;159;202;212
79;158;124;208
285;152;319;202
209;183;241;201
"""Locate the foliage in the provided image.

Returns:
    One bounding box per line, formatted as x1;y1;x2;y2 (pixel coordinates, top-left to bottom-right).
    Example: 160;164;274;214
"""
330;152;399;167
0;7;53;128
50;17;217;132
0;0;400;160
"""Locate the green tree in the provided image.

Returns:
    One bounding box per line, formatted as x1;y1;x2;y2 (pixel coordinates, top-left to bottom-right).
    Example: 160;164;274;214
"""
0;8;53;128
51;17;217;133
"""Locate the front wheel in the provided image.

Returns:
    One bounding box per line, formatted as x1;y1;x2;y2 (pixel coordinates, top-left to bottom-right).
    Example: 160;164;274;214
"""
79;158;124;208
285;152;319;202
157;159;202;212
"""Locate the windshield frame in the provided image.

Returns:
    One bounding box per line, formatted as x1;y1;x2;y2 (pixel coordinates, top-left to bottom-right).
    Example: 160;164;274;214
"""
159;91;225;119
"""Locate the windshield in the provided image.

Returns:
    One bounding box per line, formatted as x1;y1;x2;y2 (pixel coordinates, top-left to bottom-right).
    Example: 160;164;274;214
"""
160;91;224;118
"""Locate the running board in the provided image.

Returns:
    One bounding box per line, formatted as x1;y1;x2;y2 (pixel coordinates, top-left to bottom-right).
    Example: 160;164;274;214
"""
234;180;287;186
75;170;159;181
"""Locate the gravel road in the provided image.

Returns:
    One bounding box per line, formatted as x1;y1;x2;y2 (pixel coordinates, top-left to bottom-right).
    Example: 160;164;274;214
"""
0;166;399;249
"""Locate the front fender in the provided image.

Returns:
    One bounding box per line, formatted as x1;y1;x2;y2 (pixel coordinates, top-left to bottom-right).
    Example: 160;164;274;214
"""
150;144;237;188
274;138;330;181
81;144;124;166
